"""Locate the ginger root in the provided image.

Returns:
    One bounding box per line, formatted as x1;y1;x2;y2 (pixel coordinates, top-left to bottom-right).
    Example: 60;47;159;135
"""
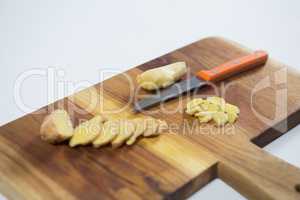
137;62;187;90
40;109;74;144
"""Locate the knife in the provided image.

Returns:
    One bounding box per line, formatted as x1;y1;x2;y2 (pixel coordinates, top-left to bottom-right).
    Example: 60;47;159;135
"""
134;50;268;112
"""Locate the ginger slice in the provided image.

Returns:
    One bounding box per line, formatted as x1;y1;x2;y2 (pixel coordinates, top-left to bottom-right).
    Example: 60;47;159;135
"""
93;120;119;148
227;112;238;123
212;112;228;126
156;119;168;134
143;117;159;137
225;103;240;114
126;118;168;145
186;98;203;115
198;114;213;123
40;109;74;144
69;115;106;147
207;103;220;112
111;120;135;148
126;118;148;146
207;96;226;107
186;105;202;115
224;103;239;124
195;111;214;117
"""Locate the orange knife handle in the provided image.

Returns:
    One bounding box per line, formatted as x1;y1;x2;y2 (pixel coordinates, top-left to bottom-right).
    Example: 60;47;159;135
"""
196;50;268;81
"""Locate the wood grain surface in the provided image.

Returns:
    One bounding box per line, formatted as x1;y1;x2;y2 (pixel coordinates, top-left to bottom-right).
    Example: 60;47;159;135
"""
1;37;300;200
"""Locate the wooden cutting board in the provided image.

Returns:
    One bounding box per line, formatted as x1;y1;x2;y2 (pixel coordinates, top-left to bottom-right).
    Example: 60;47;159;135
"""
1;37;300;200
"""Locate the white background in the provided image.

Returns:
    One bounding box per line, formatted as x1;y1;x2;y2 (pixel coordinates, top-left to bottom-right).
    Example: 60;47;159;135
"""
1;0;300;199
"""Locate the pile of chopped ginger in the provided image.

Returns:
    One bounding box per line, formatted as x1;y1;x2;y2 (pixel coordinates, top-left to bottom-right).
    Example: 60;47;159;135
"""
185;96;240;126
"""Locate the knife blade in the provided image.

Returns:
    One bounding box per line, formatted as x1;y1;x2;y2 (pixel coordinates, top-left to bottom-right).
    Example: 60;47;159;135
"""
134;50;268;112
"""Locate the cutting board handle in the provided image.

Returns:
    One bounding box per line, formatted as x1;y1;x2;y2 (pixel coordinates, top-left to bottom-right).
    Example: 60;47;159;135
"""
218;141;300;200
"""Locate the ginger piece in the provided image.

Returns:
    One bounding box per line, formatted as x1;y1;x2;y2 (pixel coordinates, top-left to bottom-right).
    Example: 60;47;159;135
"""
186;98;203;115
227;112;238;123
186;98;203;107
196;111;213;123
126;118;148;146
190;99;219;119
224;103;239;124
212;112;228;126
199;101;209;111
199;100;219;112
111;120;135;148
40;109;74;144
186;105;202;115
126;118;168;145
156;119;168;134
69;115;106;147
137;62;187;90
207;96;226;107
144;119;167;136
93;120;119;148
199;115;213;123
207;103;220;112
143;117;160;137
225;103;240;114
195;111;213;117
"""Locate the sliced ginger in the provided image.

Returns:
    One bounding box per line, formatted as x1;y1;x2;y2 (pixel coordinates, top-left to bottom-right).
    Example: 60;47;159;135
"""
143;117;160;137
126;118;148;146
137;62;187;90
69;115;106;147
40;109;74;144
93;120;119;148
185;96;240;126
156;119;168;134
127;118;168;145
111;120;135;148
40;109;168;149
